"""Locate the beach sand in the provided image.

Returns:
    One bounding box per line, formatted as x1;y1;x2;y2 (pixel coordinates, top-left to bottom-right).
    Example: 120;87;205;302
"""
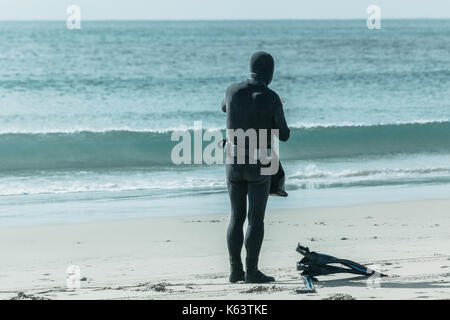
1;198;449;300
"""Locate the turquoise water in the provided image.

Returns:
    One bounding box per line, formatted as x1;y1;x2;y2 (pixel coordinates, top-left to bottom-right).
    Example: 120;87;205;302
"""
0;20;449;225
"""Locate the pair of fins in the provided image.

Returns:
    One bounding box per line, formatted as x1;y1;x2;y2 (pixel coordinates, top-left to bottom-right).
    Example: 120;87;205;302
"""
296;244;388;293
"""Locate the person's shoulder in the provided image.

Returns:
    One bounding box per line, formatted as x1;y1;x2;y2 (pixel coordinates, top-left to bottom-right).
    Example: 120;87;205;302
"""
265;87;282;104
265;86;279;97
226;80;248;95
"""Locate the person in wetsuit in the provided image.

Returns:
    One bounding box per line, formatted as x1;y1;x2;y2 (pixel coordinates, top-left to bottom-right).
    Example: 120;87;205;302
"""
221;51;290;283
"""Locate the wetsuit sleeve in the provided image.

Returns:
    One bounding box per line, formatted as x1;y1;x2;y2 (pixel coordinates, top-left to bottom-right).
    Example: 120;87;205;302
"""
221;85;231;113
221;96;226;113
272;94;290;142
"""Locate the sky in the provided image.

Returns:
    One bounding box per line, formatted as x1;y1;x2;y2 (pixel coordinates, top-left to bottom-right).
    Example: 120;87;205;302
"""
1;0;450;20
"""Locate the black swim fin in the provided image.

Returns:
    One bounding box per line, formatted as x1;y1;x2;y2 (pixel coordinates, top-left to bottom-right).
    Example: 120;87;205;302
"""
296;243;388;278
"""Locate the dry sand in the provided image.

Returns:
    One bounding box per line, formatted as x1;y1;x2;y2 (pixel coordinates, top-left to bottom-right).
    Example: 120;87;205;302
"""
1;198;450;300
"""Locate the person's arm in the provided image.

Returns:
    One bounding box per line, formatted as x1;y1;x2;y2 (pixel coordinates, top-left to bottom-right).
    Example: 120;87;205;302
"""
222;84;234;113
221;96;226;113
273;95;290;142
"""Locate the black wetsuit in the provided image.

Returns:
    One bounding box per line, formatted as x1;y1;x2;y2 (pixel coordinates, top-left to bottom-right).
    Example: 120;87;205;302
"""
221;52;290;271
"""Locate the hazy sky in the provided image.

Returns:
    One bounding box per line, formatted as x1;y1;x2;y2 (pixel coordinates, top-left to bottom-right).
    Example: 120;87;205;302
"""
1;0;450;20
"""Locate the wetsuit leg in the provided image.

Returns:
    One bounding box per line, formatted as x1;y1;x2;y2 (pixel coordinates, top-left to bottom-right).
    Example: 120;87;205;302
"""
226;177;248;268
245;175;271;270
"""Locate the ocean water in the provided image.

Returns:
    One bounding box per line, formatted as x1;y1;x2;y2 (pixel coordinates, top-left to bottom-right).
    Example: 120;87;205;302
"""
1;20;450;225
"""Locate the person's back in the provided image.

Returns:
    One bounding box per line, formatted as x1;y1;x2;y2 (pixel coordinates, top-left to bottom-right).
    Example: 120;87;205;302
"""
221;52;290;284
222;54;290;149
225;80;284;144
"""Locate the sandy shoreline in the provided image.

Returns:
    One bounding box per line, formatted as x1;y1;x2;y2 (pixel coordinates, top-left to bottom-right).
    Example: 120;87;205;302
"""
1;198;450;300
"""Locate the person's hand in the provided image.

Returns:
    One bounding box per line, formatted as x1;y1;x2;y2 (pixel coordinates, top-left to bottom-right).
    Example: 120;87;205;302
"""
280;97;285;104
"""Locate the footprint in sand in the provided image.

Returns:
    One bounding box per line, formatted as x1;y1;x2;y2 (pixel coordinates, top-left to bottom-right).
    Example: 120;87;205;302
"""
323;293;355;300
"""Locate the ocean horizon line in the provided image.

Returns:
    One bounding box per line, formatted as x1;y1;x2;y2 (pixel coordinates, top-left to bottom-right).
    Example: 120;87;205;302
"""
2;18;450;22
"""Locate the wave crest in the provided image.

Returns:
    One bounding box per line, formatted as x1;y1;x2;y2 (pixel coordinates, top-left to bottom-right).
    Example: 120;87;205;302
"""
0;121;449;171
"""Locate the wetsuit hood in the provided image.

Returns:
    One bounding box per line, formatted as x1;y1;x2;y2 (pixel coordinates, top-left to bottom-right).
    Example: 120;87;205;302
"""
250;51;274;85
